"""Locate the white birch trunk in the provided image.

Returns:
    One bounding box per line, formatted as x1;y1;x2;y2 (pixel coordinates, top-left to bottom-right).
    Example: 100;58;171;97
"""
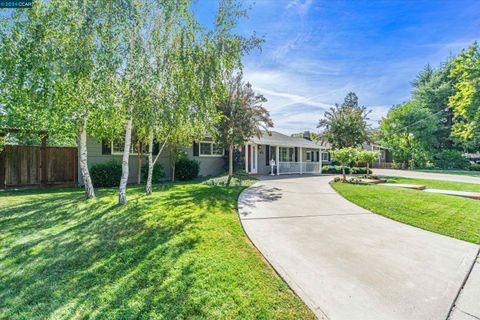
146;131;154;195
118;118;133;204
79;121;95;199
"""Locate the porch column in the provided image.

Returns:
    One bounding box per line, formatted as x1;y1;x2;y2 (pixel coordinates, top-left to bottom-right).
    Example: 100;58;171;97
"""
245;144;248;173
254;144;258;174
319;148;322;174
299;147;302;174
276;146;280;175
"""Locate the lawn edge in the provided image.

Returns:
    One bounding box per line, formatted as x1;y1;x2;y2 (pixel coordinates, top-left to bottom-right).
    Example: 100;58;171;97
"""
330;181;479;244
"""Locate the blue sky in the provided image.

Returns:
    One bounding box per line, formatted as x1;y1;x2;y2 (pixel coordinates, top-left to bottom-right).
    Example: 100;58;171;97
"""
197;0;480;134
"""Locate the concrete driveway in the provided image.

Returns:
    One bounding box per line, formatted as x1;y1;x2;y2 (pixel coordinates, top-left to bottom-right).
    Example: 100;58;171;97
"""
238;175;479;320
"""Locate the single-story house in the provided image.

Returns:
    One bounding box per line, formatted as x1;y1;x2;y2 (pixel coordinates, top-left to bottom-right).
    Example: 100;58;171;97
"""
77;131;329;185
77;131;394;185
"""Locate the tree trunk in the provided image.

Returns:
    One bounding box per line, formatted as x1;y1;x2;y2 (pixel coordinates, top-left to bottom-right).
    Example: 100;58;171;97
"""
229;144;234;176
137;142;142;184
146;131;154;195
118;118;133;204
79;121;95;199
342;164;346;180
172;160;175;182
366;162;370;175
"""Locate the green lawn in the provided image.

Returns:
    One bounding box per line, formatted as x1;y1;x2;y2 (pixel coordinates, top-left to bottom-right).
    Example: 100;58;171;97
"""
414;169;480;177
332;178;480;244
0;180;314;319
382;176;480;192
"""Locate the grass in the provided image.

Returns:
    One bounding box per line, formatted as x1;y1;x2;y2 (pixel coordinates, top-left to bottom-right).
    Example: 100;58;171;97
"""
414;168;480;177
382;176;480;192
0;179;314;319
331;178;480;244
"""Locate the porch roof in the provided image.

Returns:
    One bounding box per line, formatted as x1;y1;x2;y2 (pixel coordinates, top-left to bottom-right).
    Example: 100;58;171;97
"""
249;131;326;149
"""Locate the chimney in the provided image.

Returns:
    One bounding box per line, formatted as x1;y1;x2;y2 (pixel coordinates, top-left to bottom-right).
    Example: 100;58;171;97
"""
303;131;311;141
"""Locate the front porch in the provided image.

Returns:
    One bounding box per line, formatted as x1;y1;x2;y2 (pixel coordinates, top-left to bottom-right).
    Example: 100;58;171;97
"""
244;143;325;175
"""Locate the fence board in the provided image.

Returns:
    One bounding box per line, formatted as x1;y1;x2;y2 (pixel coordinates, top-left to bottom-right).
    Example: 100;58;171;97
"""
0;145;77;188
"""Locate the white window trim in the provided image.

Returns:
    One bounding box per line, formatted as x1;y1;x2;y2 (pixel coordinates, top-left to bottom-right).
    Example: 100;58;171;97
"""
199;141;224;157
111;141;148;156
305;151;312;162
279;146;295;162
322;151;329;161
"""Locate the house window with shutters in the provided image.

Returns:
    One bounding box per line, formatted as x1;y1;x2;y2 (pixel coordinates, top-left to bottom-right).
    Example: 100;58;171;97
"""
199;141;224;157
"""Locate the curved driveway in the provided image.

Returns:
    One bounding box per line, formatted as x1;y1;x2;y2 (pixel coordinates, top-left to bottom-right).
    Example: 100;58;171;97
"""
238;173;479;320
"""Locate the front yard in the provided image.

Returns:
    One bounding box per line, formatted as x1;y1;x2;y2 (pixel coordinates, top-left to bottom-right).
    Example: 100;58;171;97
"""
414;169;480;177
0;181;314;319
332;177;480;243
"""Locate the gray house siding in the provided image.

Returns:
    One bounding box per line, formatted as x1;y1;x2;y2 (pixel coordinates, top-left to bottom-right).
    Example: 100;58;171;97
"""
186;143;225;177
78;137;225;186
257;145;275;175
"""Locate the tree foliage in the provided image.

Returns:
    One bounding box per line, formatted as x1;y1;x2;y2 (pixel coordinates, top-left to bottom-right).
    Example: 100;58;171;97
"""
317;92;370;148
412;62;457;149
380;102;438;167
329;147;358;179
449;42;480;148
214;73;273;178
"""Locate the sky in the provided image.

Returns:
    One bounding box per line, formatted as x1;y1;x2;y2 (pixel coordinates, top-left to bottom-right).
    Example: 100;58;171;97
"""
196;0;480;134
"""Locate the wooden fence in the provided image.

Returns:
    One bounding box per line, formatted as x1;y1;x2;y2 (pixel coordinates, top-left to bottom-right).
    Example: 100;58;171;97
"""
0;145;77;188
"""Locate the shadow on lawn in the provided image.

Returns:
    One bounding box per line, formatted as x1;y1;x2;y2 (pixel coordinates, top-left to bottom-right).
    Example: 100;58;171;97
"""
0;184;238;319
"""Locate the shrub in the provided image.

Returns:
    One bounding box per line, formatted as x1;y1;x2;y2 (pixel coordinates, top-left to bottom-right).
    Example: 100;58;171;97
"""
350;167;372;175
432;150;467;169
468;164;480;171
322;165;350;174
90;161;122;187
141;163;165;183
322;165;371;175
175;157;200;180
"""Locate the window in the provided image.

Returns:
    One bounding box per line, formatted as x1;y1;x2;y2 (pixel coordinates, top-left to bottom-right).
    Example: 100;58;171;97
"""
199;141;224;157
306;151;312;162
322;152;329;161
111;139;147;155
279;147;295;162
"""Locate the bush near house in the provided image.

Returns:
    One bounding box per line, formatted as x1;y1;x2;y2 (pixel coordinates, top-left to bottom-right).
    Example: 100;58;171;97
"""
141;163;165;183
90;161;122;187
175;157;200;180
322;165;372;175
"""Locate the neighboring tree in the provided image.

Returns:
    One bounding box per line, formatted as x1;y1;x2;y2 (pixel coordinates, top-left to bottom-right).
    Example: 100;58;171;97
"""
329;147;358;179
380;102;438;168
449;42;480;149
290;132;321;140
318;92;370;148
215;73;273;182
357;150;379;172
412;62;457;149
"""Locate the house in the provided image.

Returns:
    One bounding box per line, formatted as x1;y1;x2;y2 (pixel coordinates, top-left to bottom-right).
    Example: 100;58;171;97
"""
77;130;395;185
244;131;328;175
77;131;329;185
77;136;225;185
